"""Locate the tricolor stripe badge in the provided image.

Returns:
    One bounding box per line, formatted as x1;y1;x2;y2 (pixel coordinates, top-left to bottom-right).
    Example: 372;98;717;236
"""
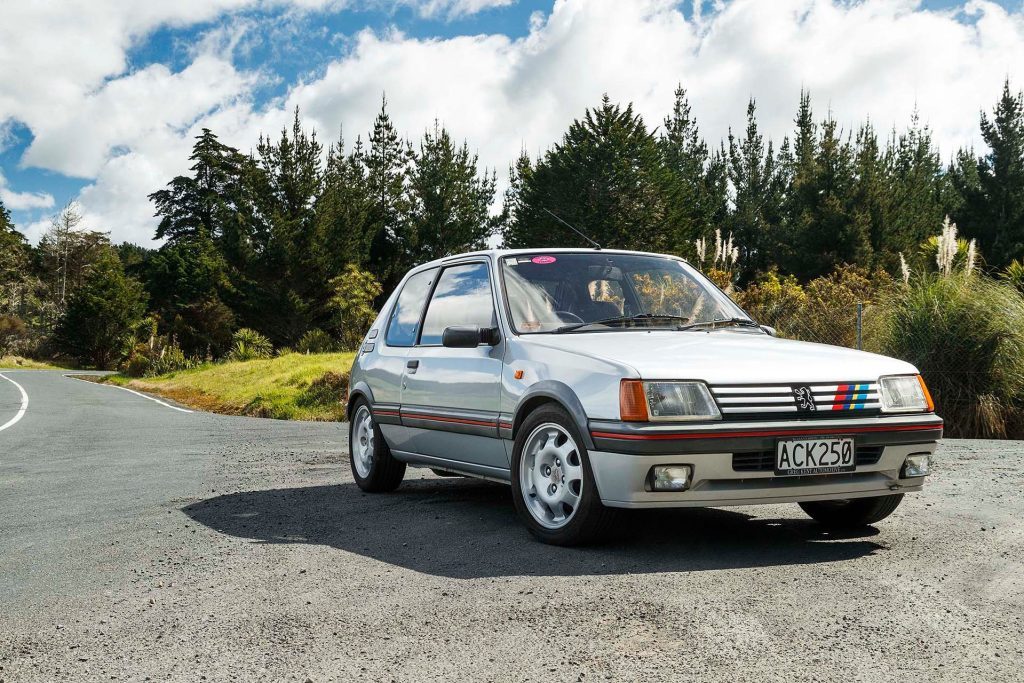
832;383;870;410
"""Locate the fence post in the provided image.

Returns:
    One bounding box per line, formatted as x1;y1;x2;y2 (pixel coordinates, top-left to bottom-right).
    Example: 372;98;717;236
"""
856;302;863;350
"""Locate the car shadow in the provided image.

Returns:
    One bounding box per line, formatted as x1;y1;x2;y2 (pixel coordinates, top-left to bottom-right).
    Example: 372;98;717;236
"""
182;479;884;579
180;479;884;581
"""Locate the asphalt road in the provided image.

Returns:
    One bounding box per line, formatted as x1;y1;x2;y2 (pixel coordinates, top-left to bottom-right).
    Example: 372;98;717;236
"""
1;370;1022;682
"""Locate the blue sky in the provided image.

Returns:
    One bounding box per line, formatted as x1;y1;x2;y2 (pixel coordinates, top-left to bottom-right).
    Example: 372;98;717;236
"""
1;0;1022;245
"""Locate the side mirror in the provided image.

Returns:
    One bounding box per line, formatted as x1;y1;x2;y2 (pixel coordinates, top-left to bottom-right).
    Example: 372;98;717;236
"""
442;326;500;348
760;325;777;337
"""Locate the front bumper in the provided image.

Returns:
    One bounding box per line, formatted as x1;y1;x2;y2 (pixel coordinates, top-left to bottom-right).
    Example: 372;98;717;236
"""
587;414;942;508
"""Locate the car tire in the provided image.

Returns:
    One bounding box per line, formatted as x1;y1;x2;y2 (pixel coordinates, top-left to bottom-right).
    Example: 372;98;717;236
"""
510;404;617;546
349;399;405;492
799;494;904;528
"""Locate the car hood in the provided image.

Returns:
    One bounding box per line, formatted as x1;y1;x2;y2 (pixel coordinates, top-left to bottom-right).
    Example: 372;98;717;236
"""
521;329;918;384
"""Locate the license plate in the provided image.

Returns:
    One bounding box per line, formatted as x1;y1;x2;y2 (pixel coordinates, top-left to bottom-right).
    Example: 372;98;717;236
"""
775;437;855;476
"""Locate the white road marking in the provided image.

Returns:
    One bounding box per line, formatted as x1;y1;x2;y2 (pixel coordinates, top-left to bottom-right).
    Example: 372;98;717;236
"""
64;374;193;414
0;373;29;432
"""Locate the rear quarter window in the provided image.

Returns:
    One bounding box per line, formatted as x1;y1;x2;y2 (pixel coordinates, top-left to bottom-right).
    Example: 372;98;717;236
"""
385;268;437;347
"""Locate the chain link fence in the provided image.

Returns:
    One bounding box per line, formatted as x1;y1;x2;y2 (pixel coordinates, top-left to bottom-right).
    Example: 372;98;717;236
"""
753;298;1023;439
755;302;870;350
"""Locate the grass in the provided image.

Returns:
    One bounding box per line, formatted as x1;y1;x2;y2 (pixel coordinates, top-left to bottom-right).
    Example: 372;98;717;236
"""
0;355;68;370
104;351;357;421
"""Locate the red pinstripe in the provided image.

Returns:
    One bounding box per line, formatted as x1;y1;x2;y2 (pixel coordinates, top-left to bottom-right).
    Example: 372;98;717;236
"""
591;422;941;441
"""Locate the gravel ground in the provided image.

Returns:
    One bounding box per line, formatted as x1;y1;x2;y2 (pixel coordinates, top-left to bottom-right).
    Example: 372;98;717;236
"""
1;373;1022;682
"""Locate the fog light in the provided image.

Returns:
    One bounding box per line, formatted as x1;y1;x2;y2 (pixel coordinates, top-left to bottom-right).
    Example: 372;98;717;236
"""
903;454;932;477
651;465;692;491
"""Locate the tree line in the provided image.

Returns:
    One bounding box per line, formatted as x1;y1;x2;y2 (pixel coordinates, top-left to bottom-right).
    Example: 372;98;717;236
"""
1;83;1022;367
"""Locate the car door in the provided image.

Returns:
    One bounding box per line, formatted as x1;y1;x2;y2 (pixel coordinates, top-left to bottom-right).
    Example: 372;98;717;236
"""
365;267;438;442
399;260;506;474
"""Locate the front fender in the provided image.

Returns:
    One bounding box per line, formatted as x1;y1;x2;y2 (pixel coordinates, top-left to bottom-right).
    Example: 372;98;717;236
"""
509;380;595;451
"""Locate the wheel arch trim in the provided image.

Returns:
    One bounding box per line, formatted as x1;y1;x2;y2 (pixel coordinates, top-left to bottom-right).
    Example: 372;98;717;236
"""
347;380;376;420
505;381;596;451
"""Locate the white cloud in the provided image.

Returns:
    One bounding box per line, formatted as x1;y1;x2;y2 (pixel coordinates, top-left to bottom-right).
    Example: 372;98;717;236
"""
263;0;1024;186
400;0;516;20
4;0;1024;245
22;55;258;178
0;170;54;211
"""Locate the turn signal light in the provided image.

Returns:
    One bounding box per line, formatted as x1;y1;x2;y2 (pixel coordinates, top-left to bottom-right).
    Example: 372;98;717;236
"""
620;380;648;422
917;375;935;412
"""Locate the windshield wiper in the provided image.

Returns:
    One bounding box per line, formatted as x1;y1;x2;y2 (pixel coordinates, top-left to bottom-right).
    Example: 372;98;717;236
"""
677;317;762;332
552;314;690;334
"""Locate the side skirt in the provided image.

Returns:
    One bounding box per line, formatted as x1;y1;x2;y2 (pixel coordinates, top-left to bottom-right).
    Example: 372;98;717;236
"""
391;449;511;484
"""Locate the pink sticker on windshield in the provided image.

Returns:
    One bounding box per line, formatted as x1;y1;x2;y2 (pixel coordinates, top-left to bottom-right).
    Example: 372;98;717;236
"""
531;255;557;264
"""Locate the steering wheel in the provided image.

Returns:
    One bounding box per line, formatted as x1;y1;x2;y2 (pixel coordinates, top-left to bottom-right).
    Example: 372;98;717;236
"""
555;311;584;323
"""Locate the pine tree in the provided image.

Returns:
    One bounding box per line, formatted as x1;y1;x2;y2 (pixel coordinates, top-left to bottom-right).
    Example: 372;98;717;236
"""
501;95;670;251
953;80;1024;267
365;96;415;294
499;150;535;248
149;129;251;244
314;130;373;282
883;111;950;259
55;249;147;368
144;238;234;356
817;118;870;270
147;129;250;345
781;93;869;278
253;108;326;343
728;99;786;281
850;122;893;270
0;199;28;288
408;121;497;261
659;86;728;256
779;91;819;275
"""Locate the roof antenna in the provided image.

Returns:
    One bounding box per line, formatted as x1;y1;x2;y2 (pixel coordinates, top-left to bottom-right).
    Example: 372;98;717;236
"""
542;208;602;250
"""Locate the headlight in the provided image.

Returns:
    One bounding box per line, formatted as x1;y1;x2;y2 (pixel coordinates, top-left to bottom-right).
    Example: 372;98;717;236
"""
879;374;934;413
620;380;721;422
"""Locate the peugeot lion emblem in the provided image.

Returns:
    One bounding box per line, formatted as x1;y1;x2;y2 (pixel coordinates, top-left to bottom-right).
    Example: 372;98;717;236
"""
793;385;816;412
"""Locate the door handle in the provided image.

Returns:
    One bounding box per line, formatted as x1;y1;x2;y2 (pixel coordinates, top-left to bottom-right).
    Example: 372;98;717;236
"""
406;359;419;374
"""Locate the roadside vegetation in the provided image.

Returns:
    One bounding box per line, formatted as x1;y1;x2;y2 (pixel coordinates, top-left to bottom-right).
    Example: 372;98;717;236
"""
2;81;1023;434
105;351;356;421
0;355;65;370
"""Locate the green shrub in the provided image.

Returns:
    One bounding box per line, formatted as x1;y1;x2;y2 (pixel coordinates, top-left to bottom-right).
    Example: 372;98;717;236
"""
123;350;151;378
734;269;807;336
870;272;1024;438
228;328;273;361
329;265;383;350
149;344;199;375
120;338;200;377
799;265;876;347
0;314;29;356
296;328;337;354
296;370;349;409
1003;260;1024;296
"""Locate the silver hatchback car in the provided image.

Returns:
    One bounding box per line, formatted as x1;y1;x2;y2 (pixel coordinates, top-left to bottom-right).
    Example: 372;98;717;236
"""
348;249;943;545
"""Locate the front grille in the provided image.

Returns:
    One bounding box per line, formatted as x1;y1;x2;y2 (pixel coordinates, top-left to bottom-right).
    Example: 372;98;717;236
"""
711;382;881;420
732;445;884;472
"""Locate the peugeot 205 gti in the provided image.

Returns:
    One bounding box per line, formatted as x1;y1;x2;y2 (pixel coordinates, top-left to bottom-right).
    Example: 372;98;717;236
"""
347;249;942;545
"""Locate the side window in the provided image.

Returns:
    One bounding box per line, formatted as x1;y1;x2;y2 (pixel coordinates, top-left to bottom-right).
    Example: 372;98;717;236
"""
385;268;437;347
419;263;495;345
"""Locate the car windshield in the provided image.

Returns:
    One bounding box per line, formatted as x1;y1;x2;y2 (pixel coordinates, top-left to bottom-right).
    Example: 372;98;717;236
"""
501;252;753;334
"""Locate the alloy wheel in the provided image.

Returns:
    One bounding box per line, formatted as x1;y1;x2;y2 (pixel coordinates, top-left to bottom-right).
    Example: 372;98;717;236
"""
352;404;375;478
518;422;585;529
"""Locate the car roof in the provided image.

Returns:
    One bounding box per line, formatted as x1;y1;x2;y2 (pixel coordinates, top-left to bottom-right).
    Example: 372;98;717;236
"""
410;248;689;273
